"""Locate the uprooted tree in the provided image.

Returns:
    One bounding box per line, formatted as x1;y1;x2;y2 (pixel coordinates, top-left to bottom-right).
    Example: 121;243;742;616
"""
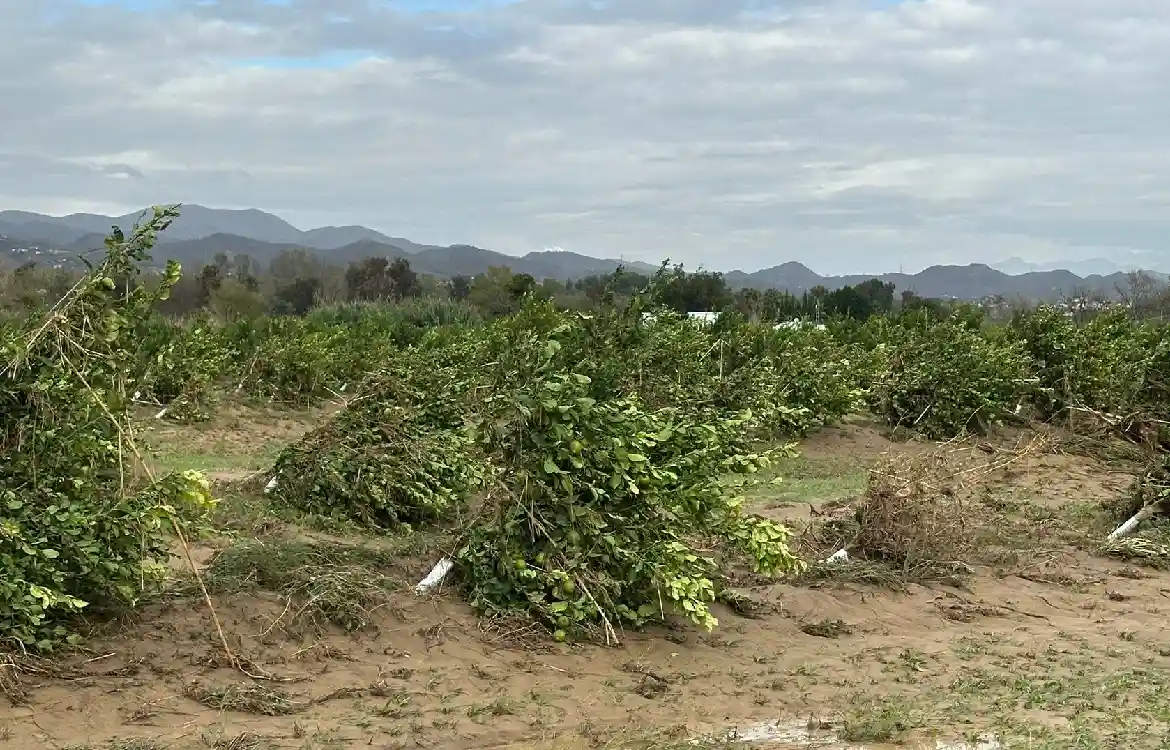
0;206;215;650
271;296;813;639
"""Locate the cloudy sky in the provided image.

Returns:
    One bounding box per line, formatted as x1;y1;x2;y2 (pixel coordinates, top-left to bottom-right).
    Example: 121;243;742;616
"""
2;0;1168;274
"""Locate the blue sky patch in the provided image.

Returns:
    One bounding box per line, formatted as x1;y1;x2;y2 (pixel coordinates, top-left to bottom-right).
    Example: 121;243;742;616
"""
222;49;378;70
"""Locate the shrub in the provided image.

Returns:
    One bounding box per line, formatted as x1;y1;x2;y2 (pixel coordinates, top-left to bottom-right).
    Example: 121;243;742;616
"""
267;297;805;638
867;320;1034;438
0;208;215;649
1013;307;1169;446
457;370;802;636
270;370;485;528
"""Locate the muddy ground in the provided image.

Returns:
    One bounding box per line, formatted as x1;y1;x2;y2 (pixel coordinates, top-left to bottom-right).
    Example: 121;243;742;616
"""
2;409;1167;750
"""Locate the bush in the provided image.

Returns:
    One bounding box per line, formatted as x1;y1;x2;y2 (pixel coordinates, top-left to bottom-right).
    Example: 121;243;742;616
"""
135;315;234;420
457;369;802;636
0;208;215;649
270;370;485;528
867;320;1035;438
1013;307;1170;445
266;297;805;638
766;327;867;433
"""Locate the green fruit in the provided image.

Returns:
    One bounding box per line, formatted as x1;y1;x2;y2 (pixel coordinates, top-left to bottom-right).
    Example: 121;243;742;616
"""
556;615;570;629
570;440;583;454
535;552;547;565
561;579;576;595
552;629;567;642
513;558;527;570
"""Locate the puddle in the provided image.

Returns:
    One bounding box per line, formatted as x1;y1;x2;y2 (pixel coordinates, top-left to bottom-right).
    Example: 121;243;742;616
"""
697;719;1001;749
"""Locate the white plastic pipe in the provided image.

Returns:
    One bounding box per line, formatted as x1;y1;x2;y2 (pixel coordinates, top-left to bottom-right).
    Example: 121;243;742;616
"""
415;557;454;594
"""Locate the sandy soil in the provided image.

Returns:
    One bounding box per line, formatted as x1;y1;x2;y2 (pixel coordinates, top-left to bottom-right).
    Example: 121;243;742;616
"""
3;416;1166;750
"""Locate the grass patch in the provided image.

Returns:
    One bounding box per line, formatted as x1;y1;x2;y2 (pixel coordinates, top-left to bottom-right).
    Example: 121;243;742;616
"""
821;632;1170;749
135;403;320;477
565;725;745;750
184;682;305;716
62;743;171;750
207;487;382;538
838;696;920;743
179;534;448;633
792;559;972;589
148;448;274;476
946;652;1170;748
207;734;271;750
747;454;868;508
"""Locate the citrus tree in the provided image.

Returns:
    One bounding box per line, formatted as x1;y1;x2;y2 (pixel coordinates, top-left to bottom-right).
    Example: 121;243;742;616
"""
0;207;215;649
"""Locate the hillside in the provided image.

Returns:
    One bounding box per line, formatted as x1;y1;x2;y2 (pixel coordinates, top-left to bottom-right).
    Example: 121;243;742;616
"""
0;204;1160;300
2;205;474;252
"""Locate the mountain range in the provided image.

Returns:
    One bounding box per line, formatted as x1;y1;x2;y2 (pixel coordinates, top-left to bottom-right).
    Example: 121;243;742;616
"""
0;205;1163;301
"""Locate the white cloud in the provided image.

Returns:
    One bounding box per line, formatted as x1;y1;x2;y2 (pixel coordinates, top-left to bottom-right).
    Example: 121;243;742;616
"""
2;0;1169;273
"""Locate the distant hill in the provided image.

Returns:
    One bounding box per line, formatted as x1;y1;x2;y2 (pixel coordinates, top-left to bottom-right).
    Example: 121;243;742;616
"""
993;254;1169;277
728;262;1148;301
0;204;658;280
0;204;1161;301
2;205;488;253
0;205;306;245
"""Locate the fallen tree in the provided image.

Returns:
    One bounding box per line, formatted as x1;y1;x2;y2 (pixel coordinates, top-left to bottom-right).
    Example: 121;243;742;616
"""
267;297;807;640
0;207;215;650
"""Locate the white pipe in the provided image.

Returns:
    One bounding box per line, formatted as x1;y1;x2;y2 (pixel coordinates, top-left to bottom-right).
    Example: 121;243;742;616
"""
822;548;849;564
415;557;454;594
1108;511;1146;541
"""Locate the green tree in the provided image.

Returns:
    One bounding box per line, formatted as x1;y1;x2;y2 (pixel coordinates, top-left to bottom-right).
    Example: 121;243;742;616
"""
209;278;267;321
450;275;472;301
269;248;325;281
196;263;223;307
507;272;537;300
652;265;732;312
387;257;421;299
272;277;322;316
467;266;518;317
345;257;394;301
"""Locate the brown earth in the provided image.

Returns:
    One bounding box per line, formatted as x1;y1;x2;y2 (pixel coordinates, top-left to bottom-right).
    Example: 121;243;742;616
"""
2;415;1167;750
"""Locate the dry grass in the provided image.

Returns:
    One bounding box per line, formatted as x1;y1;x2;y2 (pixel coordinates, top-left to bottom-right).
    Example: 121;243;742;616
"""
854;434;1049;565
183;681;305;716
793;433;1052;587
181;680;372;720
792;559;972;589
1101;455;1170;522
0;653;79;706
1063;404;1170;455
175;534;445;635
1102;537;1170;569
208;733;269;750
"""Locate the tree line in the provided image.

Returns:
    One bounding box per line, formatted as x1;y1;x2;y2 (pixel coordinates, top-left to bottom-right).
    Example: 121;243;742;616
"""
2;247;1167;324
172;252;938;322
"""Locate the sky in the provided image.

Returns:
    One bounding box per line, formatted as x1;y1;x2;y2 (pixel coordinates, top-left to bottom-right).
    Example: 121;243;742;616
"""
2;0;1169;274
